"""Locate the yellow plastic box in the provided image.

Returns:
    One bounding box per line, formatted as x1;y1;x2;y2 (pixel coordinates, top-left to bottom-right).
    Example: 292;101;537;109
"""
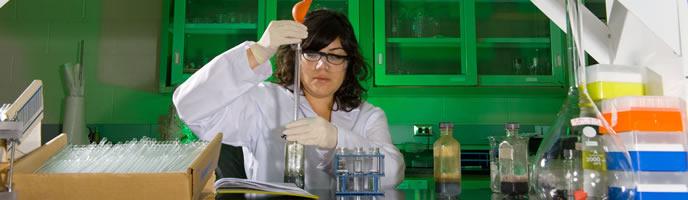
585;64;646;102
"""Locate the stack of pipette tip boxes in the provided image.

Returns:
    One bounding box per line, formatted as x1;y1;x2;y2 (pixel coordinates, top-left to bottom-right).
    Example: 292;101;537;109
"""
588;64;688;200
334;147;385;197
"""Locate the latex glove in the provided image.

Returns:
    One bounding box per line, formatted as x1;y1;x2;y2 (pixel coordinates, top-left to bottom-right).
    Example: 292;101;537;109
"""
249;20;308;64
283;116;338;149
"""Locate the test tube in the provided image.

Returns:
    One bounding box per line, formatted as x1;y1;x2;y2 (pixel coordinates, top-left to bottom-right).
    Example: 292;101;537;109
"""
370;147;380;173
354;147;363;173
353;147;363;191
335;148;345;192
336;148;347;175
363;147;376;192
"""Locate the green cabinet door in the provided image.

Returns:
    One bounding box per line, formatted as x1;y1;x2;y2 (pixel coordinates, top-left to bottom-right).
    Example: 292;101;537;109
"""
160;0;266;91
474;0;566;86
265;0;360;36
374;0;477;86
262;0;360;82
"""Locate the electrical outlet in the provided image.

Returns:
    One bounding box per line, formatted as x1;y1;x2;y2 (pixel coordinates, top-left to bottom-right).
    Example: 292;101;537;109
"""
413;124;433;136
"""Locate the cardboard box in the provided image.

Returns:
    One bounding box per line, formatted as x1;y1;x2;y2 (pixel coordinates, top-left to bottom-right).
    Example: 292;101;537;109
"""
12;133;222;200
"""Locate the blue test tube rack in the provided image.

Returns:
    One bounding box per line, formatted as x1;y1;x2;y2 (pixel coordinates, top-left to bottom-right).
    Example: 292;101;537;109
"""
334;147;385;196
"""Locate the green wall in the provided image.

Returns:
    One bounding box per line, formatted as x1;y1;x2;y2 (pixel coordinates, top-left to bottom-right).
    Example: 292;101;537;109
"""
0;0;567;144
0;0;171;126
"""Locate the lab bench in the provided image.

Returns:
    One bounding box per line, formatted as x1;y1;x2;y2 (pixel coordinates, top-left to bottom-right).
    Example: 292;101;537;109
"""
398;174;492;200
204;174;493;199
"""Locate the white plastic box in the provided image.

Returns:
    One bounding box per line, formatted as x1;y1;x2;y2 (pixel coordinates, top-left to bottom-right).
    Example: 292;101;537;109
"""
608;171;688;200
603;131;688;172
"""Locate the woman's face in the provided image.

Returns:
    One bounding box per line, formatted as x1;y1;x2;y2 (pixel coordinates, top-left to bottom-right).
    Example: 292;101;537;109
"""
300;37;348;100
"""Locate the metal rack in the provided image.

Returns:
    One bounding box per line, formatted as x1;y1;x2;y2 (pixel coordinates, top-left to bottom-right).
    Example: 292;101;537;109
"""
0;80;44;200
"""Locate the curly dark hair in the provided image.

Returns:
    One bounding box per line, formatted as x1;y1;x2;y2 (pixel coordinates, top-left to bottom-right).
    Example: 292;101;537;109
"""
274;9;369;112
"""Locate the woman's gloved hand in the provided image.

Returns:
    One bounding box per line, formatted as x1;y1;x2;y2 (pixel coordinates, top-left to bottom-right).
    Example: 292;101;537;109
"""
250;20;308;64
283;116;338;149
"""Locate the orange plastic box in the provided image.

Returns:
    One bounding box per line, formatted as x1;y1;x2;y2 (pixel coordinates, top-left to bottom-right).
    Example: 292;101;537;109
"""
600;96;686;134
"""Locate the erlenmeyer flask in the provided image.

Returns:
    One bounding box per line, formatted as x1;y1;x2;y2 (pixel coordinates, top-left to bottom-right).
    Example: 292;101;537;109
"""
530;87;583;199
529;0;635;199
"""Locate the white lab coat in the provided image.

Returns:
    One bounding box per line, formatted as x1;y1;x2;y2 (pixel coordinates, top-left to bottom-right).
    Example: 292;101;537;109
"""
173;42;405;190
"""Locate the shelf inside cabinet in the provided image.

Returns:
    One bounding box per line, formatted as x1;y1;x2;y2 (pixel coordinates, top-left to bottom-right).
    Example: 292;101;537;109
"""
477;37;550;48
387;37;462;46
475;0;532;3
168;23;257;34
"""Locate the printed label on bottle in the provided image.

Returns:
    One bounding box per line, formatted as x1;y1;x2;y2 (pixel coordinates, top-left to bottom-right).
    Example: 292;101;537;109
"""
583;126;597;138
571;117;601;126
582;150;607;171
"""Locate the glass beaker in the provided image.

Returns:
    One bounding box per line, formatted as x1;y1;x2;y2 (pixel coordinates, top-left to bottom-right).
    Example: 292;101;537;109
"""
411;7;425;37
513;58;523;75
529;56;539;75
284;142;305;189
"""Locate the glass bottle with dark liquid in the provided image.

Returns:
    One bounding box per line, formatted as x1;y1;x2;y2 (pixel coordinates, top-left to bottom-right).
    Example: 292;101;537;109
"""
434;122;461;198
499;123;529;196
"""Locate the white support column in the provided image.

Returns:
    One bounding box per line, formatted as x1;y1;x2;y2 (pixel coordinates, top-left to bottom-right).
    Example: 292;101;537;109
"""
531;0;611;64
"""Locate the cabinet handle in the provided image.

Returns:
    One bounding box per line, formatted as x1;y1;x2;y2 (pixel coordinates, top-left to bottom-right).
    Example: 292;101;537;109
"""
556;55;562;67
175;52;180;65
377;53;383;65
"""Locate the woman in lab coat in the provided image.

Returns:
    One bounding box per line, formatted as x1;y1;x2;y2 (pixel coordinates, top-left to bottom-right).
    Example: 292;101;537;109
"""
173;10;404;190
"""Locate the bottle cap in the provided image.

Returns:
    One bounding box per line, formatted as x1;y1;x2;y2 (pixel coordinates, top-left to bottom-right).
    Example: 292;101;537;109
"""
574;190;588;200
505;122;520;130
439;122;454;128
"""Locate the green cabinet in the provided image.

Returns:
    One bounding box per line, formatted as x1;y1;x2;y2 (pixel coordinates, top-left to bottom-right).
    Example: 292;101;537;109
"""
160;0;566;91
374;0;476;86
160;0;266;92
266;0;359;35
475;0;565;86
160;0;359;91
373;0;565;86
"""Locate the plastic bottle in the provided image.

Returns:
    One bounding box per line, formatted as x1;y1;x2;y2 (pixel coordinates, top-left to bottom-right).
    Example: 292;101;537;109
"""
434;122;461;198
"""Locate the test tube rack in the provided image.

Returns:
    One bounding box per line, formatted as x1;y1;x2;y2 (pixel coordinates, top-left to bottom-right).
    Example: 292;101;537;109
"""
334;147;385;196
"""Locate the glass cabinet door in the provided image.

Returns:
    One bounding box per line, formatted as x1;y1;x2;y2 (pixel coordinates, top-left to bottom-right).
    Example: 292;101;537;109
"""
276;0;348;19
374;0;475;86
262;0;359;83
266;0;359;36
161;0;265;89
474;0;564;86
